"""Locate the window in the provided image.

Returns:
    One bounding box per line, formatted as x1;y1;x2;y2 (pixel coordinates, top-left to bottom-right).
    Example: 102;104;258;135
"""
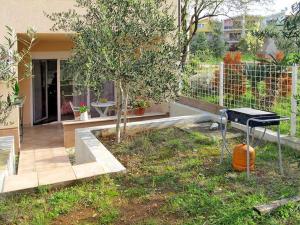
197;23;205;28
229;33;241;41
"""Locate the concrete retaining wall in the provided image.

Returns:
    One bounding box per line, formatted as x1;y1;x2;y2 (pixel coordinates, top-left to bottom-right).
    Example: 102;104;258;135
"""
0;136;15;192
75;115;212;166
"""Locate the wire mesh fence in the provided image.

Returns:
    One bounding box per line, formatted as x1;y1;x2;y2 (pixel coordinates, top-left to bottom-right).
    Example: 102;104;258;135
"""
184;64;220;105
182;63;298;136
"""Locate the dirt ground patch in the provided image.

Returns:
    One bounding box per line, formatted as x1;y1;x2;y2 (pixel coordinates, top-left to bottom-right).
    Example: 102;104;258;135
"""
116;195;175;225
52;207;98;225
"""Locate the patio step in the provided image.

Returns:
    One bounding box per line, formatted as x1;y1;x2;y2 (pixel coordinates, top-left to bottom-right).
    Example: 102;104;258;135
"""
2;126;124;193
18;148;71;174
2;172;38;193
1;123;124;194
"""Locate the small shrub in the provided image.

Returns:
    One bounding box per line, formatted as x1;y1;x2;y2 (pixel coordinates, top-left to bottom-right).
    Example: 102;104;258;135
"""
123;187;149;198
129;135;154;153
98;209;119;224
166;139;185;151
158;147;174;160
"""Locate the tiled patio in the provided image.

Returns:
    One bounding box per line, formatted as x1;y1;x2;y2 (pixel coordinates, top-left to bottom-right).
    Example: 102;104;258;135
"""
2;123;115;193
21;123;64;151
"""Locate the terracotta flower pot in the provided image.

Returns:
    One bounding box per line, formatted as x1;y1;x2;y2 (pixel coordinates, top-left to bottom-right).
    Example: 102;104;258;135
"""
134;107;145;116
74;111;81;120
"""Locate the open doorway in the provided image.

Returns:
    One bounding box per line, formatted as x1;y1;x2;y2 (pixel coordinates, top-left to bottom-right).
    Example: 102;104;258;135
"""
32;59;58;125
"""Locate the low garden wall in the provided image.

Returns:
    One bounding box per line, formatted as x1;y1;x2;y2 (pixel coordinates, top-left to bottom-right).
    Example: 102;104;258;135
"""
63;112;169;148
75;115;212;168
0;126;19;152
0;136;15;192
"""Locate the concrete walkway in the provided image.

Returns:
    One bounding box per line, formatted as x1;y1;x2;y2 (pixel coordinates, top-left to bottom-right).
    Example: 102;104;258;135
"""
2;124;110;193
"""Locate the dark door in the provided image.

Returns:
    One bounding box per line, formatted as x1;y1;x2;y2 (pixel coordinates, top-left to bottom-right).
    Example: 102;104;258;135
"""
32;60;58;125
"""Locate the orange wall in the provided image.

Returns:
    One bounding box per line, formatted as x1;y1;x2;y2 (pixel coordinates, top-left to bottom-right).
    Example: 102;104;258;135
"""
18;35;74;126
30;40;74;52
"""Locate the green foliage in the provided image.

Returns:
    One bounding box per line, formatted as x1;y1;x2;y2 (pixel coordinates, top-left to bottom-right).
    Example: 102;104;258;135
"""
282;7;300;51
0;26;35;125
285;53;300;64
12;82;20;97
190;131;217;145
0;26;35;84
209;21;227;58
244;22;264;56
179;0;272;67
237;38;248;53
48;0;180;101
190;32;208;55
79;102;89;113
48;0;180;141
254;5;300;65
132;98;150;109
189;22;226;63
253;23;281;40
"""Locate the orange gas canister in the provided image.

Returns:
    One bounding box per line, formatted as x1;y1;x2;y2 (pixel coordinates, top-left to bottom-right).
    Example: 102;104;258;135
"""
232;144;256;172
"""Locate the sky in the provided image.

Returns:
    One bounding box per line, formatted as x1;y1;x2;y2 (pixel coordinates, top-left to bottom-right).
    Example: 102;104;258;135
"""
249;0;298;16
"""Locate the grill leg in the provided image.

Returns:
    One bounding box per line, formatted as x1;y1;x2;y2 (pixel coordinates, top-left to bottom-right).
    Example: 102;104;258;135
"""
220;113;226;164
246;125;250;178
277;125;284;175
220;126;225;163
220;141;224;163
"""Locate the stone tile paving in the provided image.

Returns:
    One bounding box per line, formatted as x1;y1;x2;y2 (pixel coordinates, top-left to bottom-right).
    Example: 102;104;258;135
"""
2;123;120;193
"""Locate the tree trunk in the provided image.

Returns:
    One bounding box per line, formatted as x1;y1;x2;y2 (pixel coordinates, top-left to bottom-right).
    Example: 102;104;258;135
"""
122;84;129;137
116;80;123;143
180;43;189;69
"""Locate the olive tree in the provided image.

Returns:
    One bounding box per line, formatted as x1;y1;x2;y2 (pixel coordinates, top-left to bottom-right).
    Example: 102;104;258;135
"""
48;0;180;143
0;26;35;125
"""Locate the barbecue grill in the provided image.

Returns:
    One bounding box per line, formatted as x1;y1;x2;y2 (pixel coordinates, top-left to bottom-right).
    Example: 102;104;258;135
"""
220;107;289;178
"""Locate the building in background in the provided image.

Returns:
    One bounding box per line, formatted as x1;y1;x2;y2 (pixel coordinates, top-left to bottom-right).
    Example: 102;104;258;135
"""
196;17;214;40
223;15;262;50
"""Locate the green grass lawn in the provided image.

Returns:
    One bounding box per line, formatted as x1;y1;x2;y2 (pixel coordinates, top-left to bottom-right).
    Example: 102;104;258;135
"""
1;128;300;225
196;53;256;65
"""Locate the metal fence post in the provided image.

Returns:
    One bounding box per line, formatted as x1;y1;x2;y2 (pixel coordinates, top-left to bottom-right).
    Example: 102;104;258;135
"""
219;62;224;107
291;64;298;136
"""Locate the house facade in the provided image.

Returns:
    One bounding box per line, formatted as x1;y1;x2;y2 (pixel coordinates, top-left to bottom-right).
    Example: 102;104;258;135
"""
0;0;179;149
223;15;262;49
195;17;215;41
197;18;213;33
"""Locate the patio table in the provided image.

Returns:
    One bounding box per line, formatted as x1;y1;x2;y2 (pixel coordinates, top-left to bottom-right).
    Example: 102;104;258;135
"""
91;101;115;117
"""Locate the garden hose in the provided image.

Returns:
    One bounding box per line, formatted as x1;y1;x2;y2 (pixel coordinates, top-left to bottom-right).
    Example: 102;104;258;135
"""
220;110;232;154
249;127;267;148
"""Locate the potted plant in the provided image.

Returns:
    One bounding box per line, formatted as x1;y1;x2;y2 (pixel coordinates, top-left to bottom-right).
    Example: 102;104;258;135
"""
10;82;25;106
133;99;150;116
79;102;89;121
99;97;108;103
